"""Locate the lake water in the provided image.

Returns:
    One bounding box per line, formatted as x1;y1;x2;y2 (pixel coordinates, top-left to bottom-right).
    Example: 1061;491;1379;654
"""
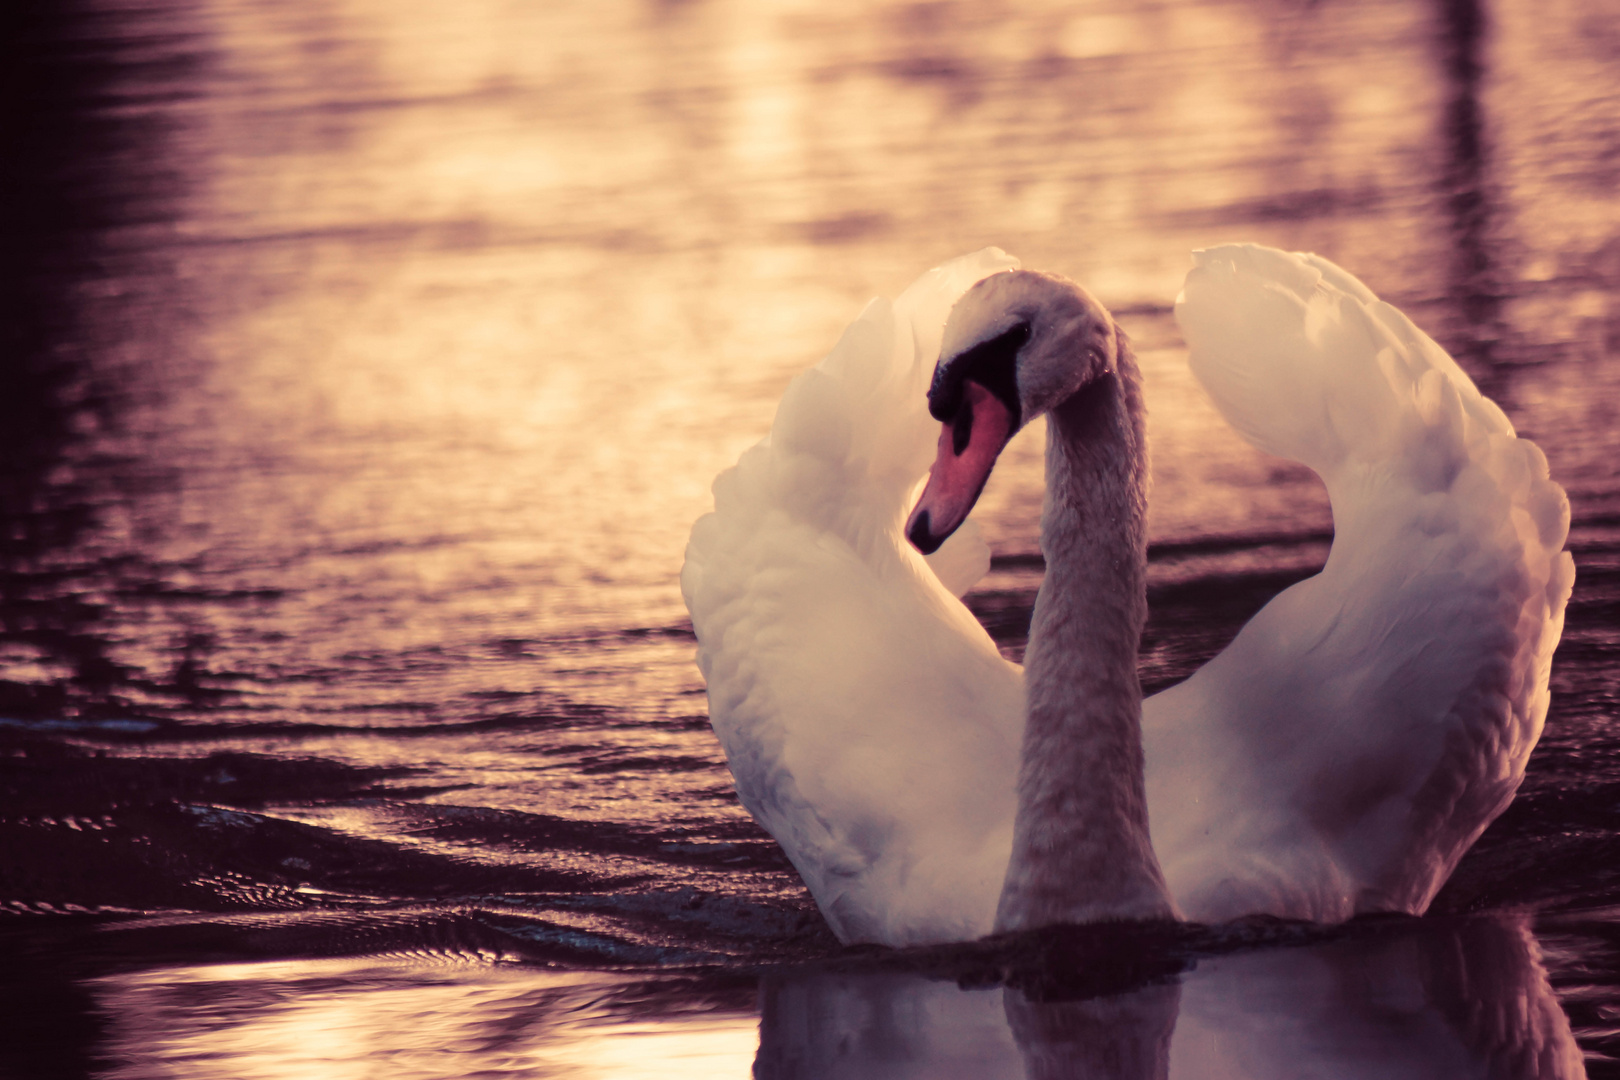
2;0;1618;1075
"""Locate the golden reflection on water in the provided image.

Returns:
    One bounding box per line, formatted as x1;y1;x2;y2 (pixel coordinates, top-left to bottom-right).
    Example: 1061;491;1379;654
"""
97;960;758;1079
156;0;1612;673
163;0;1422;661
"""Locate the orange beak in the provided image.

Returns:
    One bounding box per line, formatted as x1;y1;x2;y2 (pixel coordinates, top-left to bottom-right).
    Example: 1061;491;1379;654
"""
905;380;1014;554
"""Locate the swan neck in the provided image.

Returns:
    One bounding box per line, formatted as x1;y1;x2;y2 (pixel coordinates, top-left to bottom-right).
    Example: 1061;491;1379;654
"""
995;342;1174;930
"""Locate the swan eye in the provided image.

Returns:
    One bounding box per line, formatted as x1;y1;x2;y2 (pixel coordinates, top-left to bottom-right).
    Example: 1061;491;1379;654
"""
928;321;1031;428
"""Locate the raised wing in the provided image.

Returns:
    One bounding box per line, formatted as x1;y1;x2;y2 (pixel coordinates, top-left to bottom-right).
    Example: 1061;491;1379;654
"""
1144;245;1574;923
681;250;1026;945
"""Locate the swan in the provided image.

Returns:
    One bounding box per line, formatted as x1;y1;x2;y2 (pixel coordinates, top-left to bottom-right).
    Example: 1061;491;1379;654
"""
681;245;1573;946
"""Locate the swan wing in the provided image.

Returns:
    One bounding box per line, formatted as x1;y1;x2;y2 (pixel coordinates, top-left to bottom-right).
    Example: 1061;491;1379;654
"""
1145;245;1574;922
681;250;1026;945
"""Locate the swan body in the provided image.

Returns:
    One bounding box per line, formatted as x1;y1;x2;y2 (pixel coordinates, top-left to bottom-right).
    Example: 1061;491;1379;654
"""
680;245;1573;946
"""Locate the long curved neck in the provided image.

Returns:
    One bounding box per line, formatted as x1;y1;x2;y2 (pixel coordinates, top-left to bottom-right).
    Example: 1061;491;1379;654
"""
995;342;1174;931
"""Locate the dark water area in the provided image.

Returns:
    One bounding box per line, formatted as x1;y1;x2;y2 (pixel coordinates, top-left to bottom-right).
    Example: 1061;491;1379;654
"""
2;0;1618;1075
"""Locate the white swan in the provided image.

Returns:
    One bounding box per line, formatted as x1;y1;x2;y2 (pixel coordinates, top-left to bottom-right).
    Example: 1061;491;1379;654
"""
681;246;1573;946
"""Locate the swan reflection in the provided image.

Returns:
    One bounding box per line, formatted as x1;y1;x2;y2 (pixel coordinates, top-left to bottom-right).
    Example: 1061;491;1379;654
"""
755;916;1585;1079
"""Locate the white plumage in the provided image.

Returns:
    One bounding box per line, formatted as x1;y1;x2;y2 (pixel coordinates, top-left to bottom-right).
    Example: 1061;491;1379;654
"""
680;245;1573;946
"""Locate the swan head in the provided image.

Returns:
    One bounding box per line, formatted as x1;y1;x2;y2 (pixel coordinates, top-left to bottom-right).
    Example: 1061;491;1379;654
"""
906;269;1120;554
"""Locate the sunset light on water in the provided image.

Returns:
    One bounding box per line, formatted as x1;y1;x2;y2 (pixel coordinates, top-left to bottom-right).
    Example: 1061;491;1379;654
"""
2;0;1617;1074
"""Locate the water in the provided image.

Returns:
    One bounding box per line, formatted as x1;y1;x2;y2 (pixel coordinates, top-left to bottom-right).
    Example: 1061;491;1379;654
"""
2;0;1617;1074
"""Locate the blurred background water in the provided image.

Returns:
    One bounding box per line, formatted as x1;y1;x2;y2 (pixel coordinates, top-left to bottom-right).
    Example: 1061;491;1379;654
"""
2;0;1617;1075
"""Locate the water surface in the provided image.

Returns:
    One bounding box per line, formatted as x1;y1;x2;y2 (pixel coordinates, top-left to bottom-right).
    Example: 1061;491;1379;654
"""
2;0;1618;1075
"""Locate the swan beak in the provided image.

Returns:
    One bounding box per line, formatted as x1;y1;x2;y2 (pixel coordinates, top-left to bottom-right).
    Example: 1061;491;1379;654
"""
906;380;1014;555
